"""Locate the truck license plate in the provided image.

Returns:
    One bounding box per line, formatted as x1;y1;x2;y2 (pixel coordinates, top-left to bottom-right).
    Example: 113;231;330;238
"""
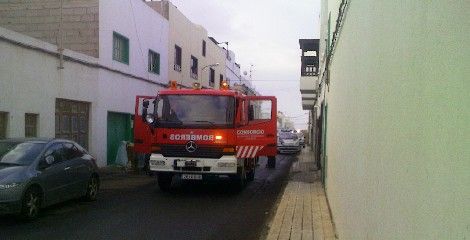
185;161;197;167
181;174;202;180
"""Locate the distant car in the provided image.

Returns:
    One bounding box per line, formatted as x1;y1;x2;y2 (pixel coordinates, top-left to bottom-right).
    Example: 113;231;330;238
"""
0;138;100;220
277;132;301;154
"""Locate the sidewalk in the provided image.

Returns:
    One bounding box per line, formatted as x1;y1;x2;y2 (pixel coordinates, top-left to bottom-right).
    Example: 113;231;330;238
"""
265;147;336;240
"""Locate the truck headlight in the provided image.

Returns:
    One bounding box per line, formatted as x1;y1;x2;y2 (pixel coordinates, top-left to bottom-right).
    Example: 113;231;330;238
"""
218;162;236;168
150;160;165;166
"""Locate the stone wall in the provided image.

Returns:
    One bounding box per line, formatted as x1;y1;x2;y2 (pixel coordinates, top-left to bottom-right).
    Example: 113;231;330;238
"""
0;0;99;57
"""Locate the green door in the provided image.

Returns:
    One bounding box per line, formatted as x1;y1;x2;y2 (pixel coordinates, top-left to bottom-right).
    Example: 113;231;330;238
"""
107;112;132;165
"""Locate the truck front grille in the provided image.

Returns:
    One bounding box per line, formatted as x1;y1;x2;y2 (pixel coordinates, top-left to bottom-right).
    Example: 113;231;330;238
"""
161;145;223;159
173;166;211;172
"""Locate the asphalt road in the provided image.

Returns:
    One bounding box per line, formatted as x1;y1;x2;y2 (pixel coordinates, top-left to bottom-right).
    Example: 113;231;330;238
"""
0;154;297;240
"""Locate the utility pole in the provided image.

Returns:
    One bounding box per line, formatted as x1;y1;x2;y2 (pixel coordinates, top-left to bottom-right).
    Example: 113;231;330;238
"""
58;0;64;69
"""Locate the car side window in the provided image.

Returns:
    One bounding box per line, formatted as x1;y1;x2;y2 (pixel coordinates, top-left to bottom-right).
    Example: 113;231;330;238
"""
63;142;83;160
43;143;65;165
74;143;88;155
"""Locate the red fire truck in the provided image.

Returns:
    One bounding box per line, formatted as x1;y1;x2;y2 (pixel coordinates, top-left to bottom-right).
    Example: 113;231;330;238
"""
134;81;277;190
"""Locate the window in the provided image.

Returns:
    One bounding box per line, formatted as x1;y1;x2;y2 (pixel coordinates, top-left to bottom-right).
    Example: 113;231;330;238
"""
174;45;182;72
190;56;198;79
25;113;38;137
209;68;215;87
0;112;7;139
63;142;83;160
157;95;236;128
113;32;129;64
44;143;65;164
219;74;224;86
148;50;160;74
248;100;272;121
202;40;206;57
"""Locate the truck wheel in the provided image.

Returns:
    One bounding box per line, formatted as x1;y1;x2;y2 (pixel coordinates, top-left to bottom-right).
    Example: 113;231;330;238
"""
247;167;255;182
267;156;276;168
231;167;247;190
157;173;173;191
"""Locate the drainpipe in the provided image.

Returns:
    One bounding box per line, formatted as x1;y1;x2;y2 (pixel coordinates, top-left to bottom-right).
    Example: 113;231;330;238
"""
58;0;64;69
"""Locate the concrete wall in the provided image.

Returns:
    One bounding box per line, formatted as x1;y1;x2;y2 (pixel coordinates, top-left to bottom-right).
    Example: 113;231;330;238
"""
321;1;470;239
0;0;99;57
0;26;164;167
99;0;169;84
147;1;225;88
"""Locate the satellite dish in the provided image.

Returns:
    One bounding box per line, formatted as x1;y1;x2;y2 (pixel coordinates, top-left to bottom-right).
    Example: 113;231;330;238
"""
243;71;247;76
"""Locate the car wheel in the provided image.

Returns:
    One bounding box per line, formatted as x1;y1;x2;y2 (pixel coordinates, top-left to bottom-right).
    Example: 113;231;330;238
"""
85;175;99;201
20;187;41;220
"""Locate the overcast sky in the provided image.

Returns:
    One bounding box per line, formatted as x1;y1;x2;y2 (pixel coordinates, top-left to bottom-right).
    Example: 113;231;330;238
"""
169;0;321;130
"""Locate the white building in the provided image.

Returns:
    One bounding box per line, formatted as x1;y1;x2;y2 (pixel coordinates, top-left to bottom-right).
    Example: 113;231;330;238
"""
0;0;169;166
147;0;226;89
313;0;469;239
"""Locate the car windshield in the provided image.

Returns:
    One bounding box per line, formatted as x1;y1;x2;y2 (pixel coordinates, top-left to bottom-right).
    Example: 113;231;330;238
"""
156;95;235;128
279;132;298;140
0;142;46;166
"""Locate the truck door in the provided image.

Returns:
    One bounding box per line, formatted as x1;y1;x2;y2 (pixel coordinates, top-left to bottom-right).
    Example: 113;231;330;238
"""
236;96;277;158
133;95;156;154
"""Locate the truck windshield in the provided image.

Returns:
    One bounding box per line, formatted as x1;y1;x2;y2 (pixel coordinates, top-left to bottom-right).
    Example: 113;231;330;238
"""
156;95;235;128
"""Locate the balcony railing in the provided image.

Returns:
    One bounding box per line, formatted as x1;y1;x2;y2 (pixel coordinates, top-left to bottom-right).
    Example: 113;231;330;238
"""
174;64;181;72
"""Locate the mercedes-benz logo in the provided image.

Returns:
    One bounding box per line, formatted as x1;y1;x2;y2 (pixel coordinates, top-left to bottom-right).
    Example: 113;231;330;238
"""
185;141;198;153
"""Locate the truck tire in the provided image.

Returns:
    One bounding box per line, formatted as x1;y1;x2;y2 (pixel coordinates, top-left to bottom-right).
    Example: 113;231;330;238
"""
247;167;255;182
157;173;173;191
267;156;276;168
231;166;247;190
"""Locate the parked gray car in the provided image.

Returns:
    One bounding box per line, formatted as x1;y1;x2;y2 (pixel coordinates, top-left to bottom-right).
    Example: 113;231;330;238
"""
0;138;100;220
277;132;301;154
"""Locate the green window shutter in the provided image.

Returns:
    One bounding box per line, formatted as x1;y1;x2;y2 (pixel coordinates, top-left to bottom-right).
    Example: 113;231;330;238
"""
124;38;129;64
112;32;129;65
148;50;160;75
148;50;152;72
156;52;160;74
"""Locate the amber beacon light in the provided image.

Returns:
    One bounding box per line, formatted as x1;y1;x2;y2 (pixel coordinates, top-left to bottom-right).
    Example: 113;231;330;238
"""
220;81;229;90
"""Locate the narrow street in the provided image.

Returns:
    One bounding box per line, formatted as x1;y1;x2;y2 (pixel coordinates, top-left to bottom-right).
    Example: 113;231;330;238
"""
0;155;298;240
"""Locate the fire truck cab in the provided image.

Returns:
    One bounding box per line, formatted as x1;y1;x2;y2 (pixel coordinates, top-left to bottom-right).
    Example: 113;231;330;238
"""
134;82;277;191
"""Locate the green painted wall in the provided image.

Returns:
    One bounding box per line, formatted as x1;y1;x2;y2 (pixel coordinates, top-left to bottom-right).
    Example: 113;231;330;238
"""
324;1;469;239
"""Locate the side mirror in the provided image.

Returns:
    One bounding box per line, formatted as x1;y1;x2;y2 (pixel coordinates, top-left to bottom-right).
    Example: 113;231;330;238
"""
38;156;54;170
143;100;149;108
152;99;160;120
248;105;254;121
142;100;149;122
